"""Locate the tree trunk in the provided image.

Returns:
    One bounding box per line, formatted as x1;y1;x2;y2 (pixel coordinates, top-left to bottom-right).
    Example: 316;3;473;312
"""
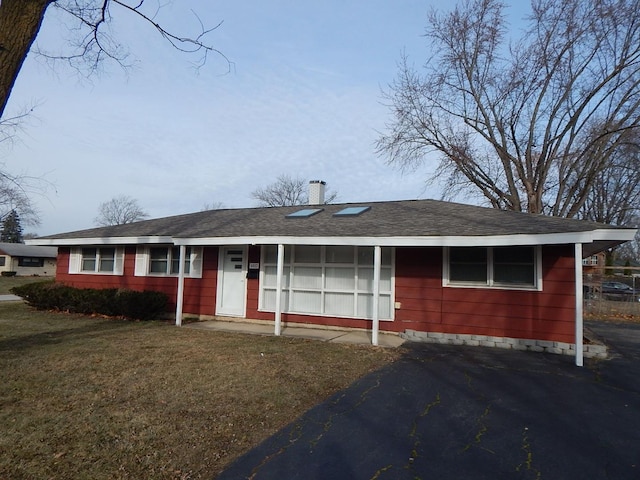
0;0;53;118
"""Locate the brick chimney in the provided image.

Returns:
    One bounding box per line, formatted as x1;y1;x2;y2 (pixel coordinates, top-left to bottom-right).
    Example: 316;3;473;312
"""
308;180;326;205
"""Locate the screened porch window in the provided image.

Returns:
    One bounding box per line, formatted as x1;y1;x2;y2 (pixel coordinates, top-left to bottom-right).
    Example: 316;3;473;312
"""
260;245;394;320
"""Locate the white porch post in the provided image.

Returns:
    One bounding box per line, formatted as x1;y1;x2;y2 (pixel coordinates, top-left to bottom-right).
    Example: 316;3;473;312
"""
574;243;584;367
274;244;284;336
372;245;381;346
175;245;187;327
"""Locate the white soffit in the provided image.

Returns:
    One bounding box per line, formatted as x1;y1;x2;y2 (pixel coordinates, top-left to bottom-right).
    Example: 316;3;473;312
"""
26;228;637;249
173;229;637;247
26;236;175;246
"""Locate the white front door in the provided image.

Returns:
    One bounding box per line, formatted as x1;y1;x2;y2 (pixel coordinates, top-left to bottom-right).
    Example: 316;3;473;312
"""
216;247;247;316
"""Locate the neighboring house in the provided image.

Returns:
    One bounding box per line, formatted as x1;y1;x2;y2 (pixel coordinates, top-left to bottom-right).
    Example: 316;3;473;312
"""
0;243;57;276
582;252;606;275
28;184;636;366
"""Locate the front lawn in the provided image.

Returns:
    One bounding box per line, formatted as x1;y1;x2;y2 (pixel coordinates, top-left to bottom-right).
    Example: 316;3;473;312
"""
0;303;398;479
0;275;51;295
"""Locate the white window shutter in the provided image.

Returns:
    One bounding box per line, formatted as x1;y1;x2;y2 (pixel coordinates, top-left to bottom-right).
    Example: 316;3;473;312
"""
68;248;81;274
134;247;149;276
114;247;125;276
190;247;203;278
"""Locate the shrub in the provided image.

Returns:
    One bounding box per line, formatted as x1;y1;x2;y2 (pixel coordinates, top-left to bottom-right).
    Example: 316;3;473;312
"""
114;289;168;320
1;271;17;277
11;282;168;320
11;281;59;309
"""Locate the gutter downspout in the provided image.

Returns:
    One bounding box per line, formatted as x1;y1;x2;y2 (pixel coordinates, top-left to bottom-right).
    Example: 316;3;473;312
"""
175;245;186;327
574;243;584;367
372;245;381;346
274;244;284;336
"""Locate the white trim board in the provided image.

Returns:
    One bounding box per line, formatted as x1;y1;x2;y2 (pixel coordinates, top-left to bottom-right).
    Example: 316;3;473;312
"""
28;229;636;250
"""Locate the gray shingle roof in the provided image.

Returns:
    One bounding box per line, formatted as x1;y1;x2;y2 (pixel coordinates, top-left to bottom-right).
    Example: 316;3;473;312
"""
0;243;57;258
37;199;626;241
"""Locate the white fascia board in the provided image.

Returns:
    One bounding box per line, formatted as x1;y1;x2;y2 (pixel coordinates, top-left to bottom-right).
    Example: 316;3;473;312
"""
25;236;175;246
31;227;634;248
591;228;637;242
174;230;634;247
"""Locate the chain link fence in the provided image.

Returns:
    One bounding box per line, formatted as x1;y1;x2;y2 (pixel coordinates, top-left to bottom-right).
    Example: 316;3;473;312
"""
583;274;640;320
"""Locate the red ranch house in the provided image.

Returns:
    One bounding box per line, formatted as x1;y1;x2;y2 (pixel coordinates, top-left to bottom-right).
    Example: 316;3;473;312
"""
29;189;636;367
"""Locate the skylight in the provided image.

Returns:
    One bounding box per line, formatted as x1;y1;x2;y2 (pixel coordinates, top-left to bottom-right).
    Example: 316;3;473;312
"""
286;208;323;218
333;206;371;217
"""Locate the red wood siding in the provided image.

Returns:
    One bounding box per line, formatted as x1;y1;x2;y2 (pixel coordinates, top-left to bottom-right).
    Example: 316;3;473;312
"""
54;244;577;343
246;246;261;318
55;246;218;316
394;245;576;343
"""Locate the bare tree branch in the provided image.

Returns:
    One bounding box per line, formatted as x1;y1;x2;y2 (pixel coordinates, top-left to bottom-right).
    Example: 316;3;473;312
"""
33;0;231;78
0;106;38;145
94;194;149;226
0;166;46;227
0;0;230;231
252;175;338;207
377;0;640;218
201;201;225;211
0;0;230;120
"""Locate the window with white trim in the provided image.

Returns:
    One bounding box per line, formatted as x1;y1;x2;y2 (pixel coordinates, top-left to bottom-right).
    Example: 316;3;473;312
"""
445;246;540;289
260;245;394;320
134;246;203;278
582;255;599;266
68;247;124;275
149;247;191;275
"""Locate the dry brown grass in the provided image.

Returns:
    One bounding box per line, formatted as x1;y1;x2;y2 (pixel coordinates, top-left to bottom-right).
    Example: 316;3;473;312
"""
584;297;640;323
0;275;51;295
0;303;399;479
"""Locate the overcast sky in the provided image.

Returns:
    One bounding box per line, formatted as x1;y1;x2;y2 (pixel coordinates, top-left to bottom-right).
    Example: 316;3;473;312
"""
3;0;528;236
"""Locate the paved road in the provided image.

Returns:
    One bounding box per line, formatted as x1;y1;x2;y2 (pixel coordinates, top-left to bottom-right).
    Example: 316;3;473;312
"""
218;322;640;480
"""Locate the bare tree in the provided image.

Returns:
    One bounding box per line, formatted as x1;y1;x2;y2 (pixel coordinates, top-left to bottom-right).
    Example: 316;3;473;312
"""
0;0;229;120
94;195;148;226
0;107;37;145
376;0;640;218
0;170;41;227
252;175;338;207
201;201;225;211
579;135;640;263
616;214;640;263
578;135;640;226
0;0;227;232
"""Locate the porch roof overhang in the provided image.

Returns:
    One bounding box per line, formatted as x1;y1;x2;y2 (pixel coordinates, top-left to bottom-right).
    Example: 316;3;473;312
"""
29;236;175;247
185;231;632;257
30;228;635;258
171;228;635;253
26;199;637;257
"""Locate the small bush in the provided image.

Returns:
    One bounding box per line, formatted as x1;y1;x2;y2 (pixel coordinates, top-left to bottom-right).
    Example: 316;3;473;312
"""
11;282;168;320
115;289;168;320
11;280;58;309
1;271;17;277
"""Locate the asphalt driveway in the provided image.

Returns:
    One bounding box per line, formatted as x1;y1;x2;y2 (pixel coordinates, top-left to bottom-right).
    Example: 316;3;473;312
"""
217;322;640;480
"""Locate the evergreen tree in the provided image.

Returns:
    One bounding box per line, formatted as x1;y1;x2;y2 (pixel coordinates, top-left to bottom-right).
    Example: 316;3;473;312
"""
1;209;23;243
